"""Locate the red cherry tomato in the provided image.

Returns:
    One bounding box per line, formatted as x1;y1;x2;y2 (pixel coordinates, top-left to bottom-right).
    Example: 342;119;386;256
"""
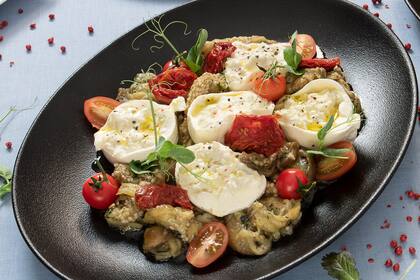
316;141;357;181
162;60;188;71
250;71;287;101
203;42;236;73
148;67;197;104
135;184;193;210
82;173;119;210
276;168;309;199
83;97;120;129
225;115;285;156
293;34;317;59
186;222;229;268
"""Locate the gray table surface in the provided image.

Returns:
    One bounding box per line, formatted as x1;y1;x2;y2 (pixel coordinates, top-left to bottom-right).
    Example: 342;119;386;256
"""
0;0;419;279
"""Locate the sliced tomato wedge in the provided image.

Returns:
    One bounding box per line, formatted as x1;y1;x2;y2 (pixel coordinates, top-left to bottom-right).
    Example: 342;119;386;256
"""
84;96;120;129
186;222;229;268
293;34;317;59
315;141;357;181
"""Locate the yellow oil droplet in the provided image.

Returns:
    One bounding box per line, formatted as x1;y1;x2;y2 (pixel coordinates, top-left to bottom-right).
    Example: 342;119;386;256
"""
139;115;154;132
292;94;308;103
307;122;323;131
192;97;220;116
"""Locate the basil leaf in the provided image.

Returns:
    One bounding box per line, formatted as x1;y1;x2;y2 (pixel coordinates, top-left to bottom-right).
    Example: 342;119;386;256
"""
169;146;195;164
184;28;208;73
283;31;303;76
129;160;157;175
321;251;360;280
317;115;335;142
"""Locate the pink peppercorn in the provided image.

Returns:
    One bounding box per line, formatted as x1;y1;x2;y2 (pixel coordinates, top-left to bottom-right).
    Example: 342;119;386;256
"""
366;243;372;249
393;263;400;272
387;23;393;29
49;14;55;20
4;141;12;150
88;25;94;33
385;259;393;267
25;44;32;52
48;37;54;45
60;46;66;53
406;216;413;222
394;246;403;256
409;247;416;255
0;35;3;42
390;240;398;249
30;23;36;29
404;43;412;51
363;4;369;10
400;234;407;242
368;258;374;263
373;12;379;17
0;20;8;29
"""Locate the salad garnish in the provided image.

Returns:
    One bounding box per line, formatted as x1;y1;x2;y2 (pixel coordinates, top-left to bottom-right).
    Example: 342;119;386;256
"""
321;251;360;280
284;31;304;76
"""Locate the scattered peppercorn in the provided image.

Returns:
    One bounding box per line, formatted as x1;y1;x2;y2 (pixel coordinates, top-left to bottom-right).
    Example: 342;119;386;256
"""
390;240;398;249
4;141;12;150
404;43;412;51
88;25;94;34
60;46;66;53
362;4;369;10
0;20;8;29
386;204;391;208
373;12;379;17
368;258;374;263
372;0;381;4
400;234;407;242
394;246;403;256
399;195;403;200
30;23;36;30
406;24;412;29
393;263;400;272
18;8;24;14
49;14;55;20
385;259;393;267
406;216;413;222
366;244;372;250
409;247;416;255
387;23;392;29
0;35;3;42
25;44;32;52
48;37;54;45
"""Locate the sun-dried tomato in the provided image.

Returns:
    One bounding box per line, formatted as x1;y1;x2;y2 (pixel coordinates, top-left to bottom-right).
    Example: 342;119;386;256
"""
299;57;341;71
225;115;285;156
202;42;236;73
148;67;197;104
135;184;193;210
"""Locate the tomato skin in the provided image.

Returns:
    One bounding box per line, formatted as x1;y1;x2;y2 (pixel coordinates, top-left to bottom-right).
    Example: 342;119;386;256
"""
187;222;229;268
135;184;193;210
225;115;285;156
299;57;341;71
162;60;188;71
82;173;119;210
276;168;309;199
83;97;120;129
316;141;357;181
148;67;197;104
203;42;236;73
293;34;317;59
251;72;287;101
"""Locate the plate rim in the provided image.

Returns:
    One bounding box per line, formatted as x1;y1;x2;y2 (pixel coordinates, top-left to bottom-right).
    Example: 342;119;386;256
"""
405;0;420;20
11;0;418;279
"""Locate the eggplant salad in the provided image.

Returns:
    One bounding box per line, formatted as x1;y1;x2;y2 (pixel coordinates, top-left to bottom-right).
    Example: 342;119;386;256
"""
82;16;362;268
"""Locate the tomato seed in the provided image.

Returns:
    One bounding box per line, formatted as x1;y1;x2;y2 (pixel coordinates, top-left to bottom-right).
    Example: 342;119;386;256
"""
60;46;66;53
4;141;12;150
404;43;412;51
390;240;398;249
18;8;23;14
394;246;403;256
385;259;393;267
30;23;36;30
49;14;55;20
400;234;407;242
409;247;416;255
393;263;400;272
406;216;413;222
25;44;32;52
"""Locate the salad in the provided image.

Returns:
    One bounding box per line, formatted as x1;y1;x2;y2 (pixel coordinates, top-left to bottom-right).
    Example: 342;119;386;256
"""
81;16;362;269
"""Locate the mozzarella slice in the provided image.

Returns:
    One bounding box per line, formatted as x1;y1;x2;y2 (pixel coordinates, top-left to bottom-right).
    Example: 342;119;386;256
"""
94;97;185;164
276;79;361;148
187;91;274;144
175;142;266;217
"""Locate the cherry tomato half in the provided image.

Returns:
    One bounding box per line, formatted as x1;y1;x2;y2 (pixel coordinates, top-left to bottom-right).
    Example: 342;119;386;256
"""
84;96;120;129
315;141;357;181
186;222;229;268
162;60;188;71
250;72;287;102
276;168;309;199
293;34;317;59
82;173;119;210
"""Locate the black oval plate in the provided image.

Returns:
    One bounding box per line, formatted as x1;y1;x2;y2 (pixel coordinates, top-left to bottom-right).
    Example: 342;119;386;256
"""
12;0;417;279
406;0;420;20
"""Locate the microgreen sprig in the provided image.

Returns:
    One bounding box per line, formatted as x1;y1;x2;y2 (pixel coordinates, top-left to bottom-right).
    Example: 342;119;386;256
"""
131;15;208;73
306;115;350;159
283;31;304;76
0;166;12;199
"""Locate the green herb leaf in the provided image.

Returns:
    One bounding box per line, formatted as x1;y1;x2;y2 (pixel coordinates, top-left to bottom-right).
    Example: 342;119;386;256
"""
283;31;304;76
306;148;350;160
321;251;360;280
169;146;195;164
0;166;12;199
317;115;335;143
184;28;208;73
297;179;316;196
